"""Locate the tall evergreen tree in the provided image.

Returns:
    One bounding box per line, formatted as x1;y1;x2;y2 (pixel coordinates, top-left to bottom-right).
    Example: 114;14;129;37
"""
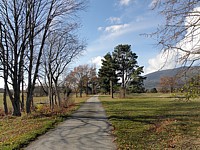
98;53;118;98
128;66;146;93
112;44;138;98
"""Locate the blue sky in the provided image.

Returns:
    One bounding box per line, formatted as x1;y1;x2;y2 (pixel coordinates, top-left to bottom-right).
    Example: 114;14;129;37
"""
74;0;166;74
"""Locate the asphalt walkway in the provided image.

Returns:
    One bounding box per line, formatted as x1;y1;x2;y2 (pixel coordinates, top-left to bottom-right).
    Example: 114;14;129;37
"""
24;96;116;150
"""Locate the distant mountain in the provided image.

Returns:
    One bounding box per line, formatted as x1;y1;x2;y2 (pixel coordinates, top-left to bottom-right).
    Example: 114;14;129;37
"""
144;66;200;90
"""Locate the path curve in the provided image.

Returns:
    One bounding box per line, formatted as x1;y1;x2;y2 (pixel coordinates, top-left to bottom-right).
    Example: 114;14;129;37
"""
25;96;116;150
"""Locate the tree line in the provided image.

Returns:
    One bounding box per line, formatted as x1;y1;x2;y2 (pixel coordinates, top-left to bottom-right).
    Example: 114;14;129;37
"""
158;73;200;100
0;0;86;116
65;45;146;99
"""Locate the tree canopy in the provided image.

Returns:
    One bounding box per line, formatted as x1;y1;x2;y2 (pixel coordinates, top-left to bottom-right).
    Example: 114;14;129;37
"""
98;44;146;98
98;53;118;98
113;44;140;98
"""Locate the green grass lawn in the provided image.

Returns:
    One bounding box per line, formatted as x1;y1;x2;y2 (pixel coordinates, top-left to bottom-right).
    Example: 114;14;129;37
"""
100;94;200;149
0;95;88;150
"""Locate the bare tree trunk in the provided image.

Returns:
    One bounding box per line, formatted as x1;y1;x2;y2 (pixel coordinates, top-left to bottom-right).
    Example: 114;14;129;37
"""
1;24;8;115
121;71;125;98
49;91;52;109
10;75;21;116
80;90;82;98
92;82;96;95
123;87;125;98
86;81;88;96
26;88;33;114
12;86;21;116
48;73;54;110
53;78;61;107
80;80;83;98
54;94;57;106
21;68;25;112
26;0;54;114
49;87;52;109
110;80;114;98
55;86;61;106
51;91;54;111
3;84;8;115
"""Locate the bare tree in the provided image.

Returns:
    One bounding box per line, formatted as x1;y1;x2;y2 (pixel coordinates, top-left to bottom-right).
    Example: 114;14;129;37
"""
0;23;8;115
66;65;96;97
0;0;86;115
65;71;80;98
88;65;98;94
42;26;85;109
0;0;30;116
75;65;90;97
159;76;177;93
25;0;86;114
151;0;200;66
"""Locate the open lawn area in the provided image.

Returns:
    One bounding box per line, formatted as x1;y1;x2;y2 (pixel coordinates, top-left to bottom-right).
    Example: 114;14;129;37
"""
0;95;88;150
100;94;200;150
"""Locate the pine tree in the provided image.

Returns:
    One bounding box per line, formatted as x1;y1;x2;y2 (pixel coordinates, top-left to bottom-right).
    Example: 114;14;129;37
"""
98;53;118;98
112;44;138;98
128;66;146;93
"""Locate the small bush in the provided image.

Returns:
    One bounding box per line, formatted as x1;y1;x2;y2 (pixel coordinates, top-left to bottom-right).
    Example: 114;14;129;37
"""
150;88;158;93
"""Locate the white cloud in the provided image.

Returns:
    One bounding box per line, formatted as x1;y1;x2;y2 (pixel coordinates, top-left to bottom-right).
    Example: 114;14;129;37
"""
90;56;103;69
105;24;129;33
178;7;200;60
98;17;123;32
119;0;132;6
107;17;121;24
86;18;160;61
97;19;158;42
98;27;104;31
145;49;178;74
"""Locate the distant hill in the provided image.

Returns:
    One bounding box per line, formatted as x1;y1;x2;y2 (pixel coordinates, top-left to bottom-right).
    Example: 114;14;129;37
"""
144;66;200;90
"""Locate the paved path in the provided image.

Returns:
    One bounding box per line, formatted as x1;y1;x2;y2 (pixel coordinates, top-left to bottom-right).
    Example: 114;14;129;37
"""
25;96;116;150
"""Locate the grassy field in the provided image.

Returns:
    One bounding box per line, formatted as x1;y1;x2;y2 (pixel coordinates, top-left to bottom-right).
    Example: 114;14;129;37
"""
0;95;89;150
100;94;200;149
0;94;49;112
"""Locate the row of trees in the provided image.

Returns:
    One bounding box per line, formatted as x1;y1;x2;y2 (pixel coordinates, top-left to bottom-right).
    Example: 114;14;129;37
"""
65;65;98;98
159;75;200;98
60;44;146;100
0;0;86;116
145;71;199;101
63;62;199;100
40;28;85;110
98;44;146;98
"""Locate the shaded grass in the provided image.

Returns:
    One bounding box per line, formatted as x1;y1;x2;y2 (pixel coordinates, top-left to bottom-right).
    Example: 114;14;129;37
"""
0;95;88;150
100;94;200;149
